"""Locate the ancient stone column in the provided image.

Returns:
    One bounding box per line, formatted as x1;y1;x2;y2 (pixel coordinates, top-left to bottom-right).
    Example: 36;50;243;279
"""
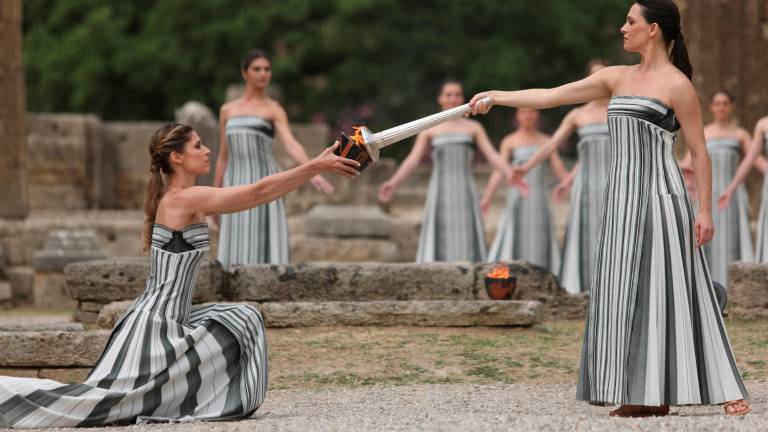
679;0;768;128
0;0;28;218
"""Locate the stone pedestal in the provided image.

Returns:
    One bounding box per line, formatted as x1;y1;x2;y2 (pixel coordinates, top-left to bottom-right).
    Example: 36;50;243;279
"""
0;0;28;218
728;262;768;319
33;230;106;309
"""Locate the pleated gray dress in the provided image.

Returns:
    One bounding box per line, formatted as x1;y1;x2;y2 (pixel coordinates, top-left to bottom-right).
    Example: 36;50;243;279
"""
560;124;611;294
487;145;560;271
702;137;753;286
218;116;289;267
417;133;486;262
0;224;268;428
577;96;748;406
755;133;768;262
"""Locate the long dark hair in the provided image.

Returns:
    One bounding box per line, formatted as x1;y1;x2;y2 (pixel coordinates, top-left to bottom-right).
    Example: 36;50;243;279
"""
635;0;693;81
142;123;194;250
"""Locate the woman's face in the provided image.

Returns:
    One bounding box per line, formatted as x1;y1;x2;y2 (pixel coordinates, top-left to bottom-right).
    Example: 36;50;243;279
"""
516;108;539;130
437;83;464;110
620;3;656;53
173;131;211;175
710;93;734;122
242;57;272;89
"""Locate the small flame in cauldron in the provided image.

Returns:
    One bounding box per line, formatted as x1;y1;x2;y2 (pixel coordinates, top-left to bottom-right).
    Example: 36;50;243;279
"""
487;265;510;279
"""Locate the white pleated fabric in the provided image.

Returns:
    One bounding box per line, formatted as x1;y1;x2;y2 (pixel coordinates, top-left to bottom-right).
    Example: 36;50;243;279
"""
487;145;560;272
576;96;748;406
560;124;612;294
417;133;486;262
702;137;753;286
0;224;268;428
218;116;289;267
755;133;768;262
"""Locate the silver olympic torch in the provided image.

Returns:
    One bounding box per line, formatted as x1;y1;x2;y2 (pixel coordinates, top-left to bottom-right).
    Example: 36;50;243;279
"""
334;97;492;171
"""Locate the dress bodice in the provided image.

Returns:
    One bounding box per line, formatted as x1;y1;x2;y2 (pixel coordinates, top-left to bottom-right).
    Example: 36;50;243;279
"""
225;116;275;139
608;96;679;132
706;136;741;154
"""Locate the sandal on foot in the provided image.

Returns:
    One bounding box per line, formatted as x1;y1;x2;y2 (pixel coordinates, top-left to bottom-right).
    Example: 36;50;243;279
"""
609;405;670;418
724;400;751;416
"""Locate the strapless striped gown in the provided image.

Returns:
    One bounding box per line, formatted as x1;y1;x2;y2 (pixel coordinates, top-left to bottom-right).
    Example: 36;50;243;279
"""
0;224;268;427
487;144;560;271
417;133;486;262
702;137;753;286
559;123;611;294
576;96;748;406
755;133;768;262
218;116;289;266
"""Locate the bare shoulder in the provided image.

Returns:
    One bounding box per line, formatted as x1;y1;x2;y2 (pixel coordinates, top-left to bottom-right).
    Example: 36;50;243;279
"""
465;118;486;132
594;65;630;89
667;73;698;106
500;132;518;149
757;116;768;131
219;100;236;117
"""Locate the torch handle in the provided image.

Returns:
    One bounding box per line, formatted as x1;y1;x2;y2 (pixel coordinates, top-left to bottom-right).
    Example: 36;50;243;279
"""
374;97;492;149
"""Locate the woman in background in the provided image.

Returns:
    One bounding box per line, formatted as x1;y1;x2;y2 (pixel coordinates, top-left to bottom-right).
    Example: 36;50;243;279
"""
214;49;335;266
481;107;568;271
378;79;512;262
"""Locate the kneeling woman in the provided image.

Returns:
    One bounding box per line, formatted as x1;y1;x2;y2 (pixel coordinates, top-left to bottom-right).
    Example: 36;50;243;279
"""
0;124;359;428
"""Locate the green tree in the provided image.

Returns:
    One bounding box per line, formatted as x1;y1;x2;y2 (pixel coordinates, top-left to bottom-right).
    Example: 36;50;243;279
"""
23;0;630;150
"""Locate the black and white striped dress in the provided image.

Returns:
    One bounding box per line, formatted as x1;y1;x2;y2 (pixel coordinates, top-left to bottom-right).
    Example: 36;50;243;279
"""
755;133;768;262
703;137;753;285
487;145;560;271
576;96;748;406
218;116;289;266
417;133;486;262
0;224;268;427
560;124;611;294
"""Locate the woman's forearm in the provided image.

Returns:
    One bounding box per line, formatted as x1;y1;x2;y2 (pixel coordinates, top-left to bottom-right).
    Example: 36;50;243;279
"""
692;152;713;213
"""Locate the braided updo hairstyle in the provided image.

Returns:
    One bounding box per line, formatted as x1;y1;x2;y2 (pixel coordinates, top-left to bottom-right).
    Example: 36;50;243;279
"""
142;123;194;250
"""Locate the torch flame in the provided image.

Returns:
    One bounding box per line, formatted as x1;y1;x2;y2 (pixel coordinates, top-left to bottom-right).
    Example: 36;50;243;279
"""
487;265;510;279
350;126;366;146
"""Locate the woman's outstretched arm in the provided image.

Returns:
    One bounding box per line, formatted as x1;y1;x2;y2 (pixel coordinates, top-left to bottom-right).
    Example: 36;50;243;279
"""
178;143;358;215
468;66;620;114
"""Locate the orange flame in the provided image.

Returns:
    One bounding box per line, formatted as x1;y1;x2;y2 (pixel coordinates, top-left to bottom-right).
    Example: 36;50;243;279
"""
487;265;510;279
350;126;366;146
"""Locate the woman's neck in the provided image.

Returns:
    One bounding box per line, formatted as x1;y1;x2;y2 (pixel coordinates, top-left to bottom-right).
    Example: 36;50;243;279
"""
637;41;671;74
243;85;267;101
168;171;197;190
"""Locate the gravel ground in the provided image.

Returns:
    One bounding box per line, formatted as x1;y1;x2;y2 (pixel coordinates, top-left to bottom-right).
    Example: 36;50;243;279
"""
4;381;764;432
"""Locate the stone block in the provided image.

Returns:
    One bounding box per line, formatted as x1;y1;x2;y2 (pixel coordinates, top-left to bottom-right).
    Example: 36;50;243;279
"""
33;229;106;272
96;300;134;329
73;309;99;325
80;301;104;313
728;262;768;319
38;368;91;384
258;300;543;327
0;322;83;332
0;331;110;367
33;272;78;309
303;205;393;239
291;236;401;263
0;368;39;379
0;281;11;308
6;266;33;304
65;257;223;304
229;262;476;302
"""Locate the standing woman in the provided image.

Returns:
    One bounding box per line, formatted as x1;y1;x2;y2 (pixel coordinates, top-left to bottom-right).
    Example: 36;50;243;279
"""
481;108;568;271
469;0;749;416
679;91;754;286
752;116;768;261
214;49;335;266
378;79;512;262
0;125;359;427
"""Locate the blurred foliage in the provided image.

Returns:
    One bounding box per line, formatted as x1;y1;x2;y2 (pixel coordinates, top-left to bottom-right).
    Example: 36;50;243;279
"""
23;0;631;153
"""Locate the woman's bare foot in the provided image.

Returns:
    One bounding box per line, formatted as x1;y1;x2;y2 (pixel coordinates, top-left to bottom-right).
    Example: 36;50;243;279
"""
609;405;670;417
724;400;750;416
